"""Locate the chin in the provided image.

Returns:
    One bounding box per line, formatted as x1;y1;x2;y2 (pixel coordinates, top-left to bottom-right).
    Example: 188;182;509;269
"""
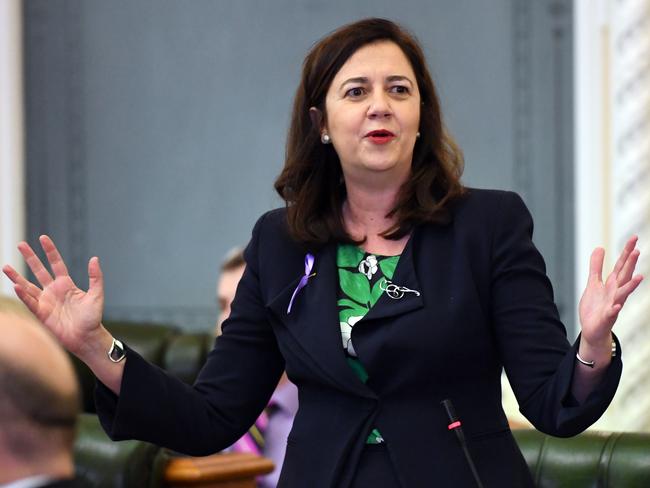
359;160;396;172
366;155;409;171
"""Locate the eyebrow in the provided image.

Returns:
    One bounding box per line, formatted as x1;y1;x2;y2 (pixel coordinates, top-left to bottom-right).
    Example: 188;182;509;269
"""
339;75;414;90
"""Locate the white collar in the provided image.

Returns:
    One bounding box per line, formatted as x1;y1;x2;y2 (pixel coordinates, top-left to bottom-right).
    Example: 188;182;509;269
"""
0;475;57;488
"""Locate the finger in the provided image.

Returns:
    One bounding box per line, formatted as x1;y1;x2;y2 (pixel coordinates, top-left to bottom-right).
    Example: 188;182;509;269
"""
616;249;640;285
614;274;644;306
612;235;638;276
2;264;42;299
14;284;40;316
17;241;53;287
588;247;605;284
40;235;70;278
2;264;21;284
88;257;104;299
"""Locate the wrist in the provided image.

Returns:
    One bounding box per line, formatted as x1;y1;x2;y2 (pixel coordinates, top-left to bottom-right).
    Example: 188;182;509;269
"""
580;332;613;353
75;325;114;364
74;324;126;396
577;333;615;369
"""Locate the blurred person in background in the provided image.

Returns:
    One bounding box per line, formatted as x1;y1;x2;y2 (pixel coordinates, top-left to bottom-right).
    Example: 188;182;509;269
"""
215;247;298;488
0;296;80;488
216;247;246;337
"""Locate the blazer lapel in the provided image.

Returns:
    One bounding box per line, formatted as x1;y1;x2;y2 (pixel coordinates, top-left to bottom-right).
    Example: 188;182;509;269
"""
352;223;455;383
267;244;376;399
362;228;424;323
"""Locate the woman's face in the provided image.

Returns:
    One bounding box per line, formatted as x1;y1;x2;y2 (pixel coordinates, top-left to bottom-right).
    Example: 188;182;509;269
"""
323;41;421;186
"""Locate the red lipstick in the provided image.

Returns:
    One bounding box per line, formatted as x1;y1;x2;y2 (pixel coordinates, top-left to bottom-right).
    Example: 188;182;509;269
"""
365;129;395;144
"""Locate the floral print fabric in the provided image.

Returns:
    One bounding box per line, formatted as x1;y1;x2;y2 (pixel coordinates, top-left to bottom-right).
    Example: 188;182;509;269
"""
336;244;400;444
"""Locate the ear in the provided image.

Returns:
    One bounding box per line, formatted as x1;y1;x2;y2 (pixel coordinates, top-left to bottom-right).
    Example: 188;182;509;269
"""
309;107;325;133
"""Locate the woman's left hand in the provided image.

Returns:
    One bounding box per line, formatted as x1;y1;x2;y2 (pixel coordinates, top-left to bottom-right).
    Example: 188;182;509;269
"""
578;235;644;348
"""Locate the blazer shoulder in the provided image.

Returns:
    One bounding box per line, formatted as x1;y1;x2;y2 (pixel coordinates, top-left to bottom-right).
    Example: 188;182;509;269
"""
249;207;290;243
457;187;526;210
444;188;534;247
245;207;303;267
255;206;288;230
264;206;288;223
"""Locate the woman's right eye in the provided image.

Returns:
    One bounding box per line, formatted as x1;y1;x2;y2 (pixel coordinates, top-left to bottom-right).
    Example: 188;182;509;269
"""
345;87;365;98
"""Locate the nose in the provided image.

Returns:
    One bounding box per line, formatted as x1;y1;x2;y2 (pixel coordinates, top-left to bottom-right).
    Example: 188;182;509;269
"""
367;91;392;119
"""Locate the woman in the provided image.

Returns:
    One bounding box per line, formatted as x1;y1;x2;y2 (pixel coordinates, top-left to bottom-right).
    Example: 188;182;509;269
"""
3;18;643;487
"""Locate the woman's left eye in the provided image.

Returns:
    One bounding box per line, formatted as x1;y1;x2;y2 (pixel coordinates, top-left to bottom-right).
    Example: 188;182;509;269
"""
389;85;410;95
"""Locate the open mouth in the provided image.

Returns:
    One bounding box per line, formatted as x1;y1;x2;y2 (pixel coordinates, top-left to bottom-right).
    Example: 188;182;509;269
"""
365;130;396;144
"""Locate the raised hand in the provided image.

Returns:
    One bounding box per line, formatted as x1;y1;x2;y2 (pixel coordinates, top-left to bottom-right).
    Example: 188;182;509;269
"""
2;235;105;357
578;236;644;348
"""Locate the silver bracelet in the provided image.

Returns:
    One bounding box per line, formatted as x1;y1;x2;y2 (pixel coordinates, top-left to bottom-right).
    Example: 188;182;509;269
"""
575;351;595;368
575;340;617;368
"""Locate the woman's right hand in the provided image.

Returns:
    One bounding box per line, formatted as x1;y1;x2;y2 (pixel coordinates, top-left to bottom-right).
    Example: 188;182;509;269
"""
2;235;105;358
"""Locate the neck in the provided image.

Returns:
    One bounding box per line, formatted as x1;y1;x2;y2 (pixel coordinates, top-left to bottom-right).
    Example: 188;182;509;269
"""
342;174;413;256
277;372;290;387
343;182;400;239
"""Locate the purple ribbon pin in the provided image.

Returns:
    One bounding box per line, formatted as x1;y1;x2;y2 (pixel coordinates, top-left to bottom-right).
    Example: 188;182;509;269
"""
287;253;315;314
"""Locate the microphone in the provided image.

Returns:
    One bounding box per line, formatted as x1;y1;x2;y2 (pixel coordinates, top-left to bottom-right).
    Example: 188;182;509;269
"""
441;399;485;488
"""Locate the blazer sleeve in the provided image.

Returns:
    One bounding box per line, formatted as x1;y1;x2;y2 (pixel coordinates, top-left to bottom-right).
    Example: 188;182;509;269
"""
490;191;622;437
94;212;285;455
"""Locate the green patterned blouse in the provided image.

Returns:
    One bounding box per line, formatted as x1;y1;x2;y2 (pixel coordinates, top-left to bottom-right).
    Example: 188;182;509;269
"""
336;244;400;444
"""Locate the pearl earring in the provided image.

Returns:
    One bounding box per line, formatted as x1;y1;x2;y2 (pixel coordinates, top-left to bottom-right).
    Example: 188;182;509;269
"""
321;133;331;144
416;132;421;139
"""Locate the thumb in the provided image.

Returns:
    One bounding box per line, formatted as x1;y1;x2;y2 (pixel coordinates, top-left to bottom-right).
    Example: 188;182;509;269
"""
88;256;104;299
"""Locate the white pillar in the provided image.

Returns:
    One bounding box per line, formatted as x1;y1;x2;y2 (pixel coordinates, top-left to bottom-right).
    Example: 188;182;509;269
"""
575;0;650;431
0;0;26;296
607;0;650;431
575;0;610;291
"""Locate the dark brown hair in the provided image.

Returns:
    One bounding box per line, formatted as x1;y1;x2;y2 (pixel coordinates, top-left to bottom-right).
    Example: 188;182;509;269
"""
274;18;465;246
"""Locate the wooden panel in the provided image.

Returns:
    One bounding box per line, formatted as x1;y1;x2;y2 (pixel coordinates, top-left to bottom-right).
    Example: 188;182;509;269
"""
165;452;274;488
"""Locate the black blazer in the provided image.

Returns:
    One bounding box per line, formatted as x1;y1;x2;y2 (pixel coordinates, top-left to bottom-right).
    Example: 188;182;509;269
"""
97;189;621;488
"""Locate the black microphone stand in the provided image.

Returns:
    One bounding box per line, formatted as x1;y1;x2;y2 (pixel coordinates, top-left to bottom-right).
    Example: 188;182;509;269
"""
441;399;485;488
